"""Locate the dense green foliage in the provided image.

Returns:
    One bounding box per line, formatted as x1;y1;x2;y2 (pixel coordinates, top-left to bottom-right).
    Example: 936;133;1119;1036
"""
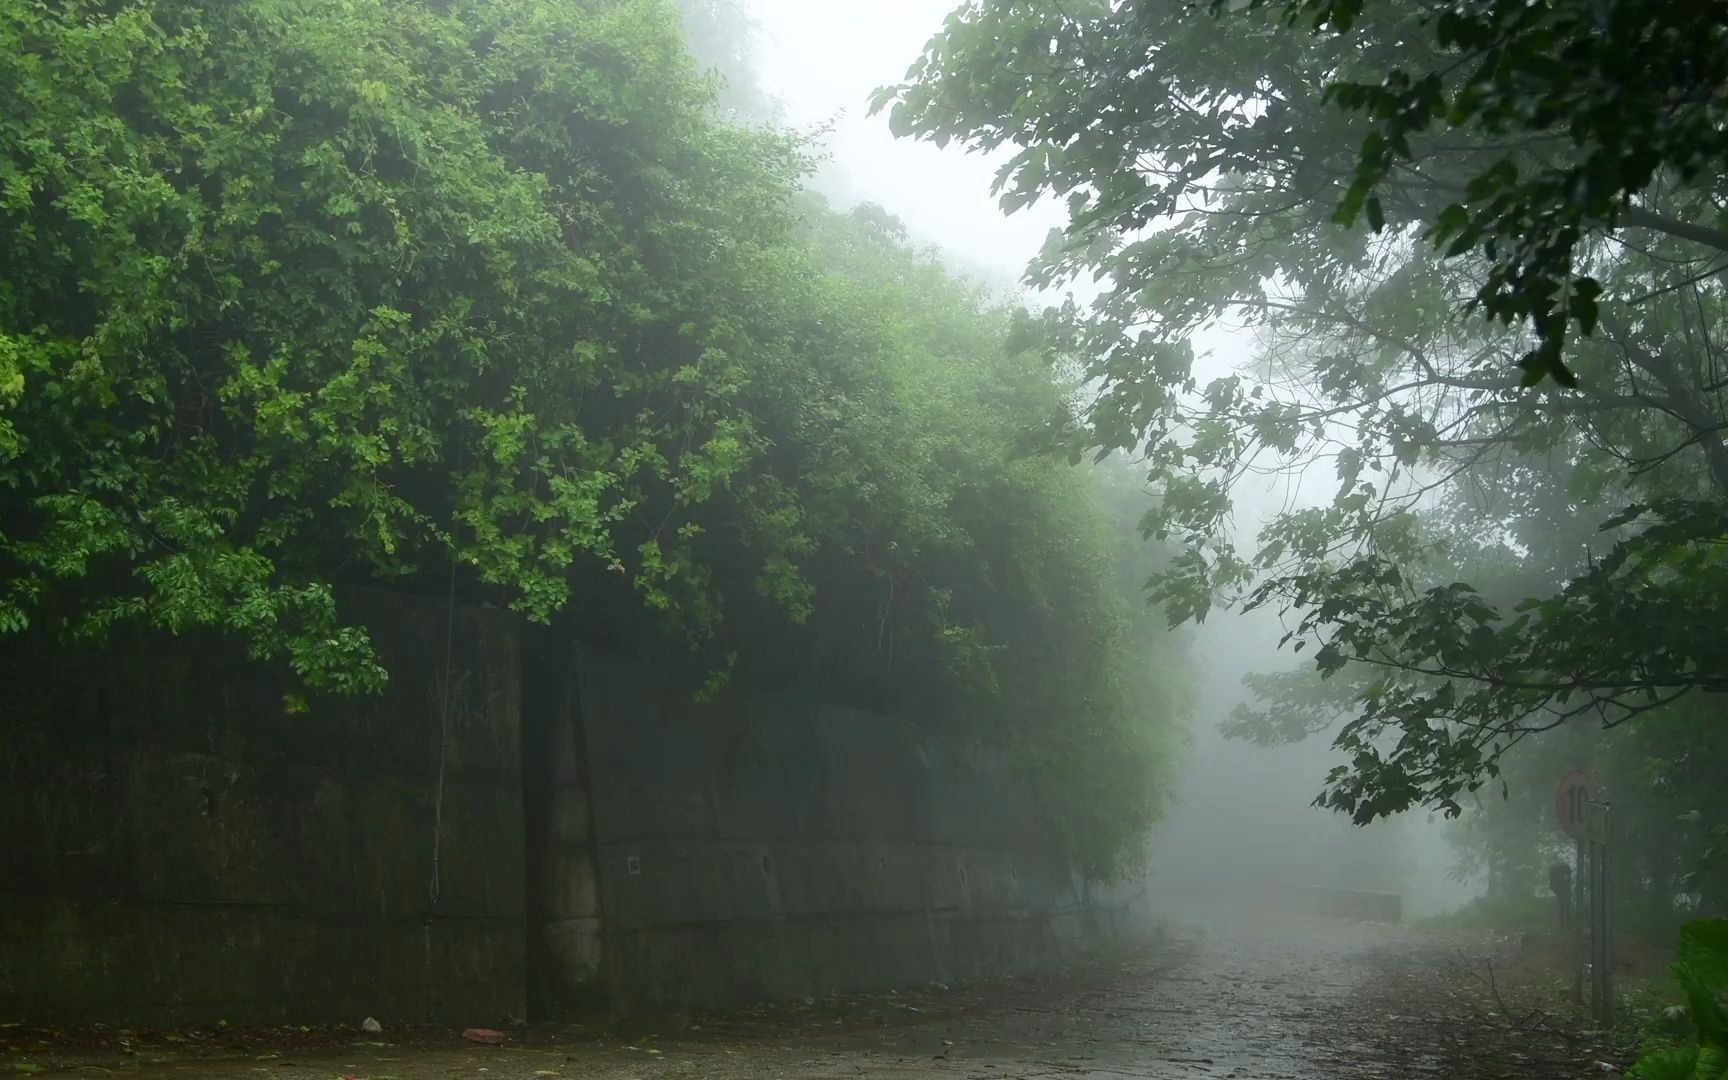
787;202;1189;876
0;0;1184;875
880;0;1728;827
1418;891;1556;933
1631;920;1728;1080
1252;0;1728;388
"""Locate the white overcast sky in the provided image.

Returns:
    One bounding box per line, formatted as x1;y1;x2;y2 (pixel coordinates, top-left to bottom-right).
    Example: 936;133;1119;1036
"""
745;0;1068;288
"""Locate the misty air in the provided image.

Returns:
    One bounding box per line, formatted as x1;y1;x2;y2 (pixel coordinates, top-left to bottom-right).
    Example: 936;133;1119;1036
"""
1;0;1723;1078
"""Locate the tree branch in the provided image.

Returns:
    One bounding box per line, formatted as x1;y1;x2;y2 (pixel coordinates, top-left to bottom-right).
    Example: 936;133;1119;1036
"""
1619;205;1728;257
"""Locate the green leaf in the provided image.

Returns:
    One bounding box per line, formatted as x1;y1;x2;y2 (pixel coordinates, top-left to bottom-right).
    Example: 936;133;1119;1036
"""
1364;195;1385;233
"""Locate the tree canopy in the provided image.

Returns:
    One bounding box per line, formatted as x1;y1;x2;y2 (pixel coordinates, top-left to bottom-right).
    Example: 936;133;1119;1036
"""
879;0;1728;823
0;0;1185;876
1261;0;1728;388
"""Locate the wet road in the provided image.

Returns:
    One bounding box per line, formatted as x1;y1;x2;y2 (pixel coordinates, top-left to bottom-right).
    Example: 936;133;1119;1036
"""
5;896;1625;1079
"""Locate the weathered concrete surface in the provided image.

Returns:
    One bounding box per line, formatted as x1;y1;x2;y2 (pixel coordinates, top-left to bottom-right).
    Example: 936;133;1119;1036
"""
570;646;1157;1009
4;609;1156;1027
2;608;1160;1029
521;635;605;1017
0;588;526;1027
0;892;1633;1078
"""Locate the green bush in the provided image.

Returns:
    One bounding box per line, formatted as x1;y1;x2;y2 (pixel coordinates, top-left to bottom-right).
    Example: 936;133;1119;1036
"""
1631;920;1728;1080
1423;893;1560;933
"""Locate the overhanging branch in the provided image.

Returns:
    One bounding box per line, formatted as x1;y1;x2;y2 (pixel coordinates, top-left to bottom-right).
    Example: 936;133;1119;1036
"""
1619;205;1728;257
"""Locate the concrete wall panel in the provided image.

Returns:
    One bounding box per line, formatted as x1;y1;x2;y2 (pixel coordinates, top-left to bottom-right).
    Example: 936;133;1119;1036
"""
571;646;1156;1008
0;588;526;1026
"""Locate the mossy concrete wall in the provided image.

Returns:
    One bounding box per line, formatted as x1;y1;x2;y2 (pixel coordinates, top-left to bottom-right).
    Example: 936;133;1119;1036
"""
1;603;1156;1025
522;636;604;1017
0;588;525;1026
570;646;1157;1010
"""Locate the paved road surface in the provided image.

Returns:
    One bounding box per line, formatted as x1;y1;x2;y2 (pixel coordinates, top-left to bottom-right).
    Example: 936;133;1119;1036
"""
4;895;1624;1079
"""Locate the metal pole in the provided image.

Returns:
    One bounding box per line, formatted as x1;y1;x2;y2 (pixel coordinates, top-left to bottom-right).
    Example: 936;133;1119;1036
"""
1601;805;1613;1025
1590;838;1604;1020
1587;799;1613;1024
1573;837;1585;1005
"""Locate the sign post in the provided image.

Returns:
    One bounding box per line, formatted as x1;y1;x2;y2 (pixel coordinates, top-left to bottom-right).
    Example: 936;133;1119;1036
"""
1586;797;1612;1024
1574;837;1586;1006
1555;771;1608;1017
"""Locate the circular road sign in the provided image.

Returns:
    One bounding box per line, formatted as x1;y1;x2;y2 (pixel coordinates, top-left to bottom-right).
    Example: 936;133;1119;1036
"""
1555;769;1597;841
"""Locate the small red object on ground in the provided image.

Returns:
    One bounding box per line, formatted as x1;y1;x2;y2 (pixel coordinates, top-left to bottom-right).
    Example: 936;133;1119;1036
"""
462;1027;508;1045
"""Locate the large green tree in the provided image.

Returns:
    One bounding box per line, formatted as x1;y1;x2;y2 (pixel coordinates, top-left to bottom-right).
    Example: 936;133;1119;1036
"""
2;0;812;688
878;0;1728;822
0;0;1184;876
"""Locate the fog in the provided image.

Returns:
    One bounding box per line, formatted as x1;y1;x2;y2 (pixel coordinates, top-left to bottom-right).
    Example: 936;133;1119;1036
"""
736;0;1476;919
12;0;1728;1070
748;0;1063;291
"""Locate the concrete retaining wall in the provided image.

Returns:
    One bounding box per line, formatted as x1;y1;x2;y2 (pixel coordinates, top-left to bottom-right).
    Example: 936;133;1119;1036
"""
0;605;1155;1024
522;636;605;1015
0;589;526;1026
571;646;1156;1009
